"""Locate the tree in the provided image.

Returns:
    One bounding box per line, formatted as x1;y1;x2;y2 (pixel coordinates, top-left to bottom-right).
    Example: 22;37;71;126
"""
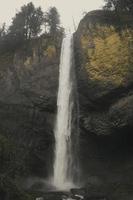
45;7;60;36
0;23;9;54
104;0;133;13
9;2;44;41
0;23;6;38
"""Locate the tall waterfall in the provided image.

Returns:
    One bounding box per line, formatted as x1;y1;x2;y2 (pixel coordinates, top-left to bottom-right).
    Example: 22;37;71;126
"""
53;34;75;190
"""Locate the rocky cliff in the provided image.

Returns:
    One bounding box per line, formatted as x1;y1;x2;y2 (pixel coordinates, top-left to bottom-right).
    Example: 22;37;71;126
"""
74;10;133;200
1;10;133;200
0;34;62;199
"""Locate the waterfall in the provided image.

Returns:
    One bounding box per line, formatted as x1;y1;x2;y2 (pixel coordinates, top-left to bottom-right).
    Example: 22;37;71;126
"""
53;34;76;190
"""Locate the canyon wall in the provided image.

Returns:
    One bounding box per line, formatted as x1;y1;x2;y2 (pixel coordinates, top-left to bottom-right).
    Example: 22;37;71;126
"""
74;10;133;200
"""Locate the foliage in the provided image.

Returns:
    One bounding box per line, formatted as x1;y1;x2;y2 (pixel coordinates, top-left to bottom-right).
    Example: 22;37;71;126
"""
104;0;133;14
0;2;44;54
0;23;6;38
80;25;133;86
0;3;63;55
9;2;44;41
45;7;60;36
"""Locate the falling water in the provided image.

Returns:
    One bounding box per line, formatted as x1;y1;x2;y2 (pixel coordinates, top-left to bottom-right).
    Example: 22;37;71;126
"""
53;34;75;190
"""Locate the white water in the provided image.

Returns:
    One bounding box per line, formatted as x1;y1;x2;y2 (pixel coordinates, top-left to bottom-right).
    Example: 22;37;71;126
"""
53;34;75;190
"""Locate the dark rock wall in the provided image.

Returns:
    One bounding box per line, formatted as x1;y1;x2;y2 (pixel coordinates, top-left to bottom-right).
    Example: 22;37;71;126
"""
74;10;133;200
0;38;60;178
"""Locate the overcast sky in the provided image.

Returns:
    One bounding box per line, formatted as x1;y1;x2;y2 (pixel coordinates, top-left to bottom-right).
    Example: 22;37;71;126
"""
0;0;104;30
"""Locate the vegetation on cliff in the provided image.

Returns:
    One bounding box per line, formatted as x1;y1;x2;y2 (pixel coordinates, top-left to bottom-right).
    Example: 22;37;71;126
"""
74;8;133;135
74;7;133;200
104;0;133;14
81;25;133;86
78;10;133;88
0;2;63;199
0;2;64;55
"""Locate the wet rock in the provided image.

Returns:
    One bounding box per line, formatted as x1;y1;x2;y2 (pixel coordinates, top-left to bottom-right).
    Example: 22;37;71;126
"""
85;197;108;200
30;182;44;191
70;188;86;197
36;198;44;200
109;94;133;129
42;192;69;200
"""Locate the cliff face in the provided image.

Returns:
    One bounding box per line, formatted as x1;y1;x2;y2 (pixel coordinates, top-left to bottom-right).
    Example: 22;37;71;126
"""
0;35;61;181
74;10;133;200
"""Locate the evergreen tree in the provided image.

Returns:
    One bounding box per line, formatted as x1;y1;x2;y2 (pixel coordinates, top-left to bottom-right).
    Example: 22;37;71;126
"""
46;7;60;36
9;2;44;41
0;23;6;38
104;0;133;13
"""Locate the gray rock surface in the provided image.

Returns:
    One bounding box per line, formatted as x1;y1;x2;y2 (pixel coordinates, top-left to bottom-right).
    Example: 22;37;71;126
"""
0;40;60;177
74;10;133;200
